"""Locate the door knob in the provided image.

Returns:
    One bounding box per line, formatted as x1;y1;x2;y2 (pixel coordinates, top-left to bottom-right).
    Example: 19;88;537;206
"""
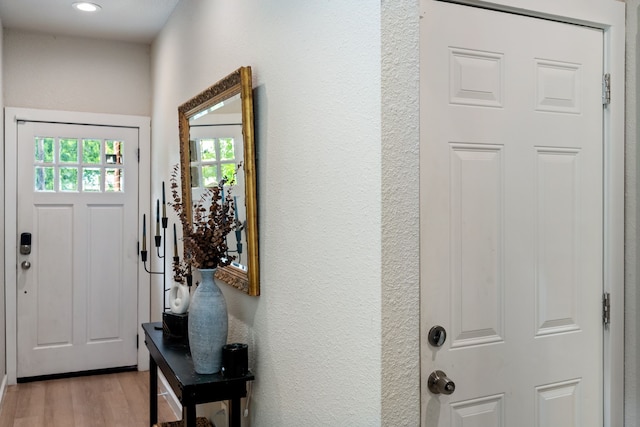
21;261;31;270
428;370;455;395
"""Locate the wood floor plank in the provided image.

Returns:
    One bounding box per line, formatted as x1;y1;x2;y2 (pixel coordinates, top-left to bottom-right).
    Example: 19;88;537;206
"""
44;377;75;426
70;376;106;427
102;377;136;426
119;371;151;424
15;382;45;420
0;387;18;427
0;371;179;427
14;415;44;427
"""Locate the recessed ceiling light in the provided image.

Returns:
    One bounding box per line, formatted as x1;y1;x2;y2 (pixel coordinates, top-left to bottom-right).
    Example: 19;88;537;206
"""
72;2;102;12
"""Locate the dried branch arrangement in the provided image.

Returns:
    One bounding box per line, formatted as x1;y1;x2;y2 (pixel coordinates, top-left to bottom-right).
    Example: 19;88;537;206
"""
170;164;237;277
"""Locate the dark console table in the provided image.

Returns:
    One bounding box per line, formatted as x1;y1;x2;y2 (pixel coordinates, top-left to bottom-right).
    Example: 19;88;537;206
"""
143;322;254;427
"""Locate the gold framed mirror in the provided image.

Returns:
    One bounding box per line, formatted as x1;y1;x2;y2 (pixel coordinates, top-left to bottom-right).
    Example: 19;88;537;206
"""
178;66;259;296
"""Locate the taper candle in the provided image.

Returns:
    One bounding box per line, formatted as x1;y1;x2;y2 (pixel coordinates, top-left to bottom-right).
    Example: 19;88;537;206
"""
162;182;167;218
142;214;147;251
156;199;160;236
173;223;178;257
234;196;238;220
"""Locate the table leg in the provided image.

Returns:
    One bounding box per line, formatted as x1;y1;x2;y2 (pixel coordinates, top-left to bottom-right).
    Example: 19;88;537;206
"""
183;403;197;427
228;398;242;427
150;356;158;427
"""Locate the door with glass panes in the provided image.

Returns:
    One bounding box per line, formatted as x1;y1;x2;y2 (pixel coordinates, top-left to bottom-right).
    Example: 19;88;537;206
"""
17;121;139;378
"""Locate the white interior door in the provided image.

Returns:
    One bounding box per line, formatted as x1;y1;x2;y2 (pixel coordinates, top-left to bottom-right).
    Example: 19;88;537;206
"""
420;2;604;425
16;121;139;379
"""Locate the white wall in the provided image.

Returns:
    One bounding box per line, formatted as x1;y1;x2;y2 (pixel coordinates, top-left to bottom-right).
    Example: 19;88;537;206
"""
152;1;386;425
3;30;151;115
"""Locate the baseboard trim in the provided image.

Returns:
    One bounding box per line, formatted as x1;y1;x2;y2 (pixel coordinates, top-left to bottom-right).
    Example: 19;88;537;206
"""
0;374;7;406
17;365;137;383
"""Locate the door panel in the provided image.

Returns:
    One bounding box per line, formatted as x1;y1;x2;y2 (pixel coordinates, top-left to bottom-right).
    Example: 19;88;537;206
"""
17;121;139;378
420;2;603;425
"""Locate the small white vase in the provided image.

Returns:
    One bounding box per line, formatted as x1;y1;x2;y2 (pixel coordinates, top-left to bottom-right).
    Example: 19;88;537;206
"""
169;282;190;314
188;268;228;374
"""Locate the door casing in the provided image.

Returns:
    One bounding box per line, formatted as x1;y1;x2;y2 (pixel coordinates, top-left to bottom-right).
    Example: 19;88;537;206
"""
4;107;151;385
421;0;624;425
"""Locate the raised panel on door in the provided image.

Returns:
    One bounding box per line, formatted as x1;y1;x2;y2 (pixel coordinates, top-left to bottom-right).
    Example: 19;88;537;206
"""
449;143;505;348
87;205;125;342
535;148;581;336
34;205;74;348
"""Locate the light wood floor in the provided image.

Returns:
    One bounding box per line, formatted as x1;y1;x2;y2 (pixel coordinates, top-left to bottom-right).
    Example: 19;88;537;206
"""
0;371;179;427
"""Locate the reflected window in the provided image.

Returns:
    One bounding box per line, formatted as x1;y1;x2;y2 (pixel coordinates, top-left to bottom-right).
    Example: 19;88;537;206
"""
190;137;237;188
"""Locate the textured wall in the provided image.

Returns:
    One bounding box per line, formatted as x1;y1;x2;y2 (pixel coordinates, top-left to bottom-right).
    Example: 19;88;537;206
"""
152;1;383;425
381;0;421;426
625;1;639;425
3;30;151;116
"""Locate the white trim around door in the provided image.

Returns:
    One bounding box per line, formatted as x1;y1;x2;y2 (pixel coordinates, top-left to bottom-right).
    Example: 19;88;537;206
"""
4;107;151;384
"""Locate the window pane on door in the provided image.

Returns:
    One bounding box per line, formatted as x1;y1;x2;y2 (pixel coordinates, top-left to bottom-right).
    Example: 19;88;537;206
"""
35;166;54;191
106;169;123;192
60;168;78;191
60;139;78;163
220;138;235;160
221;163;236;183
35;138;54;163
202;165;218;187
82;168;101;191
105;140;124;165
200;139;216;161
82;139;101;164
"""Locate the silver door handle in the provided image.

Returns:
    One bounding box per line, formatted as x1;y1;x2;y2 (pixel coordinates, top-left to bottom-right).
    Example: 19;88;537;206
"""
21;261;31;270
428;370;455;395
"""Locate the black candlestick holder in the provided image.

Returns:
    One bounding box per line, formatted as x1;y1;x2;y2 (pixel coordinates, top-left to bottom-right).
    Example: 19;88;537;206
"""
141;213;170;311
140;185;191;343
140;184;183;313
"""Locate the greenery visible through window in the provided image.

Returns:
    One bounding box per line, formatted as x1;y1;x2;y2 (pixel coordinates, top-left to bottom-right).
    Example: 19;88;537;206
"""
191;137;236;188
34;136;125;193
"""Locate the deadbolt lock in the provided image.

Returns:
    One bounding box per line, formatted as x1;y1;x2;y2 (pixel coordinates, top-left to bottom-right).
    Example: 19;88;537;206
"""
428;325;447;347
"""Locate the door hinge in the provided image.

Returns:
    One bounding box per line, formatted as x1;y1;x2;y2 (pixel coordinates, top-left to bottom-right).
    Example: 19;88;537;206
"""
603;292;611;326
136;334;139;349
602;73;611;106
137;148;140;162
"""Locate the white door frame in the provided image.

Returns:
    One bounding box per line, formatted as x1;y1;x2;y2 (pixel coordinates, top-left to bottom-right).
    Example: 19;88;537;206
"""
4;107;151;385
423;1;624;426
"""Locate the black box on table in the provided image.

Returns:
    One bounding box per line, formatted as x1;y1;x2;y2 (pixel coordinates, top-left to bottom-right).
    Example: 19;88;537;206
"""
162;312;188;344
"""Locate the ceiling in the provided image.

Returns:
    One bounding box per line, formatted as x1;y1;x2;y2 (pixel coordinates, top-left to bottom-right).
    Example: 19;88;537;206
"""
0;0;180;44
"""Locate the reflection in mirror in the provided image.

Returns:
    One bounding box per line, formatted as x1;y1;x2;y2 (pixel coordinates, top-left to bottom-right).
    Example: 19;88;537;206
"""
178;67;259;295
189;95;247;269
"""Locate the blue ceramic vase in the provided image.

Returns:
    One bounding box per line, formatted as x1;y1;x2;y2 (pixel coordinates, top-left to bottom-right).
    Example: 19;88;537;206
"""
188;268;228;374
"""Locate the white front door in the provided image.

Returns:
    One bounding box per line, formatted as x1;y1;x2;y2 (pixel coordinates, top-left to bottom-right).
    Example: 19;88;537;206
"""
16;121;139;378
421;2;604;425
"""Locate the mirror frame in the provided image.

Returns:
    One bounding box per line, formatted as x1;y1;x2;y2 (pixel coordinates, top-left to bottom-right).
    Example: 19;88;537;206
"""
177;66;259;296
